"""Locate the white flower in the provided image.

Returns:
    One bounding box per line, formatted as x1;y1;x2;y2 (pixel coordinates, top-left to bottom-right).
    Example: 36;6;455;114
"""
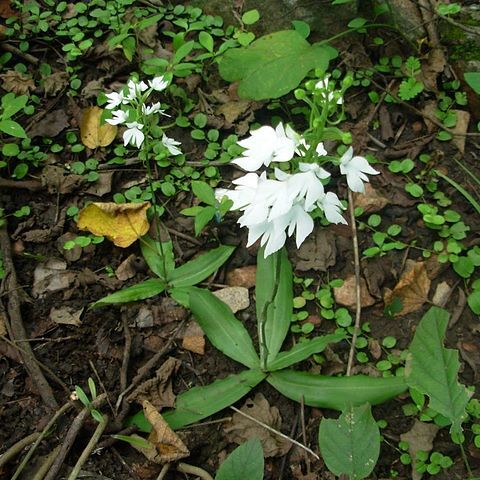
125;79;148;101
318;192;347;224
315;76;343;105
149;76;169;92
142;102;166;116
106;109;128;125
105;91;126;110
162;134;182;156
231;124;296;172
216;173;261;210
339;147;379;193
123;122;144;148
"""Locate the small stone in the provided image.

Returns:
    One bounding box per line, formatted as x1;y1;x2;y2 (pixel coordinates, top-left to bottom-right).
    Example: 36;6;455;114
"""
333;274;376;309
226;265;257;288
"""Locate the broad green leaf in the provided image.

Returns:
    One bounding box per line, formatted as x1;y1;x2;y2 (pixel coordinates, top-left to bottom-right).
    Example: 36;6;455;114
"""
465;72;480;95
163;369;266;429
241;9;260;25
319;404;380;479
406;306;470;434
169;286;192;307
216;438;264;480
0;119;27;138
140;235;174;280
192;180;216;206
218;30;334;100
268;333;346;371
1;93;28;119
256;247;293;367
169;245;235;287
194;206;216;236
91;279;166;308
190;288;259;369
174;40;195;63
268;370;407;410
199;31;214;53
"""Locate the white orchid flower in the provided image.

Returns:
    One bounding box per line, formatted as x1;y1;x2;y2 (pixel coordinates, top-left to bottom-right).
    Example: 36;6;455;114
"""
149;76;169;92
315;75;343;105
339;147;379;193
106;109;128;125
215;172;261;210
105;91;127;110
142;102;166;116
231;124;296;172
123;122;144;148
162;134;182;156
125;79;148;101
318;192;347;224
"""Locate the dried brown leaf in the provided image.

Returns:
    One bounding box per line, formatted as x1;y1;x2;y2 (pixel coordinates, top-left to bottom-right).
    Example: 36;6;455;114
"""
384;261;431;315
224;393;291;457
0;70;34;94
138;400;189;464
333;274;375;309
129;357;181;410
80;106;117;148
353;183;389;214
29;110;69;138
49;306;83;326
292;229;337;272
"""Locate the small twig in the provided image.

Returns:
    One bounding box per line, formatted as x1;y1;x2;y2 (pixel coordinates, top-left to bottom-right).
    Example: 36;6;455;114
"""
346;190;362;377
0;42;39;64
0;178;43;191
32;445;62;480
278;414;299;480
167;227;202;246
0;224;58;409
12;401;74;480
120;314;132;394
67;414;109;480
113;319;186;424
229;406;320;460
438;13;480;36
89;360;115;417
43;394;107;480
0;433;40;469
156;464;170;480
177;462;214;480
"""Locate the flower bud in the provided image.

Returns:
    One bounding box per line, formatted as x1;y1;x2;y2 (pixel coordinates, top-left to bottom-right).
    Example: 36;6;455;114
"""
294;88;306;100
342;73;354;89
341;132;352;144
305;80;316;92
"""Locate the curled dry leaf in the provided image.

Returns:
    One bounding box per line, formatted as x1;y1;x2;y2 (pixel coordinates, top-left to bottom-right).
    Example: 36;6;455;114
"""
292;229;337;272
128;357;181;410
352;183;389;214
80;106;117;148
224;393;291;457
49;306;84;326
135;400;189;464
400;419;439;480
451;110;470;154
333;274;376;309
32;258;76;297
384;261;431;316
0;70;34;94
77;202;150;248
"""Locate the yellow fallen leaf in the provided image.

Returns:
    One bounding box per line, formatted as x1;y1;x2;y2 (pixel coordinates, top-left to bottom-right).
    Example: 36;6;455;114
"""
80;106;117;148
77;202;150;248
384;261;431;316
135;400;189;464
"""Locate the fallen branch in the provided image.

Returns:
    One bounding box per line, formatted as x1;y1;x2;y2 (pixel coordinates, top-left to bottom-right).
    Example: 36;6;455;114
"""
0;433;40;470
0;224;58;409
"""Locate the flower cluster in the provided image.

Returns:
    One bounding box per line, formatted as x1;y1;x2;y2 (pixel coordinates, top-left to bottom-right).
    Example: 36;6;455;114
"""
104;76;181;156
217;122;379;257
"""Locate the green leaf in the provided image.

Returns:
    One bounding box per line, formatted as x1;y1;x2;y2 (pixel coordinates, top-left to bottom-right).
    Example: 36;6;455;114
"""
256;247;293;368
241;9;260;25
112;434;153;450
268;370;407;410
190;288;259;369
169;286;192;308
199;31;214;52
216;438;264;480
319;404;380;479
218;30;334;100
268;333;346;371
291;20;310;39
468;290;480;314
140;235;174;280
174;40;195;63
169;245;235;287
2;93;28;119
0;119;27;138
162;369;266;429
91;279;166;308
406;306;470;434
192;180;216;206
464;72;480;95
194;206;216;235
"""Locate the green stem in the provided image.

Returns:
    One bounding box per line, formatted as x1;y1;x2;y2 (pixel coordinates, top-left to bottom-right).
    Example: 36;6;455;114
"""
459;441;474;479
